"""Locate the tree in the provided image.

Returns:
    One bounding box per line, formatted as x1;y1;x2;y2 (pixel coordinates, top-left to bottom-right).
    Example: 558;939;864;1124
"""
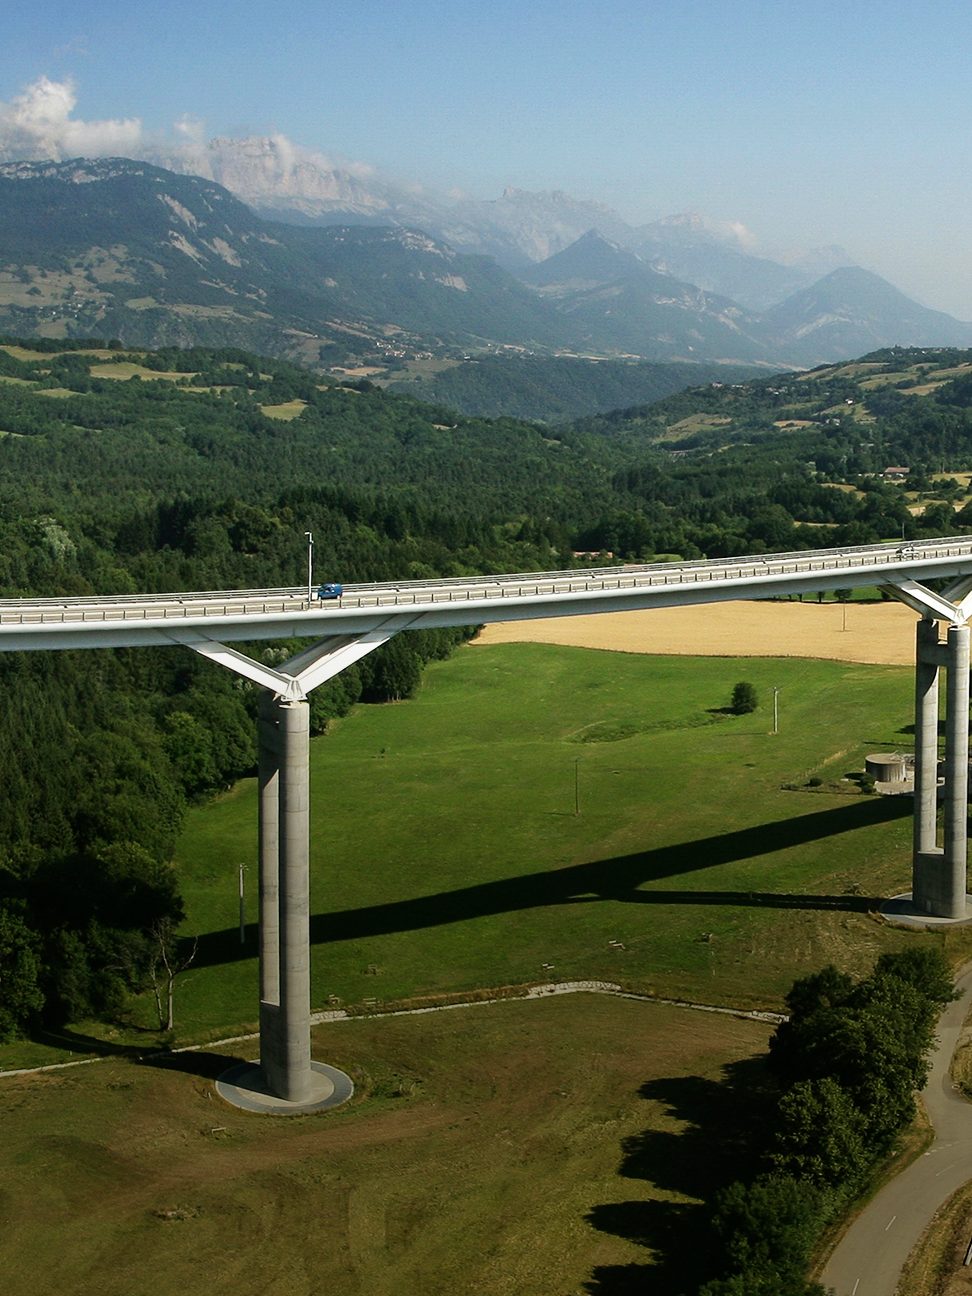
706;1174;830;1295
361;635;422;702
784;964;855;1021
163;710;217;799
148;919;198;1033
770;976;936;1149
771;1077;868;1187
873;947;956;1007
731;681;758;714
0;904;44;1039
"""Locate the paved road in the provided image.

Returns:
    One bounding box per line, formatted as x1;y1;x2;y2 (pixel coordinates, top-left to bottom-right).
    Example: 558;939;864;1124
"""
819;964;972;1295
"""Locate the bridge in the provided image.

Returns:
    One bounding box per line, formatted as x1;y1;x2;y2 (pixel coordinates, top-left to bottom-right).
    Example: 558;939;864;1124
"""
6;536;972;1109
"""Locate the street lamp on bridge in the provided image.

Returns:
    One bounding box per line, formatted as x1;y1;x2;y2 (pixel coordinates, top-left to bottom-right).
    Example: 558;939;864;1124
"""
304;531;314;602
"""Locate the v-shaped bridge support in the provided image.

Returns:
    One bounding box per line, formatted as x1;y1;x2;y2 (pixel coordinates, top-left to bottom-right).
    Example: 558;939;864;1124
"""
165;615;412;700
167;617;417;1106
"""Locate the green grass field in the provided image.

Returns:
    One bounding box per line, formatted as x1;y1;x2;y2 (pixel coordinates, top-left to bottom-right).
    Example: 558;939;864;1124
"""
0;994;772;1296
163;642;946;1041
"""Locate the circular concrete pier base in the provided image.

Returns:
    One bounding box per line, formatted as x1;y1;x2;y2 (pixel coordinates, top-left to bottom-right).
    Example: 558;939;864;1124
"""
216;1060;354;1115
880;892;972;929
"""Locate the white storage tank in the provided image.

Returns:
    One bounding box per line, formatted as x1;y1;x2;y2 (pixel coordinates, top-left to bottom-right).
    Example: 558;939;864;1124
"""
865;753;907;782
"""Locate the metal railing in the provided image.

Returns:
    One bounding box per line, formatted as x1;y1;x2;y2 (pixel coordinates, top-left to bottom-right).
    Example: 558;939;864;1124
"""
3;536;972;629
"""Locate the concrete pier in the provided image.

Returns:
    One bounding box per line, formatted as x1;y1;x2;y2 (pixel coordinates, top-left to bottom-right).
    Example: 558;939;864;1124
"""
258;692;281;1011
257;694;314;1101
911;619;971;918
943;623;970;917
913;618;940;864
217;690;352;1112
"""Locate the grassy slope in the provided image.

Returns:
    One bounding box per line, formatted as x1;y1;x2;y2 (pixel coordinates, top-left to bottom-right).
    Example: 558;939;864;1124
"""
164;641;934;1042
0;994;771;1296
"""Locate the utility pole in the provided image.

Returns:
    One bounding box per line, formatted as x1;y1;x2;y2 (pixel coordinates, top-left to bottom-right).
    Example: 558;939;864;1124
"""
304;530;314;602
574;758;580;816
239;862;246;946
773;686;780;735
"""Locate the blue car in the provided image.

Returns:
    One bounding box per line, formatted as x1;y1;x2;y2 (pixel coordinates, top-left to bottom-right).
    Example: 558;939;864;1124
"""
316;582;344;600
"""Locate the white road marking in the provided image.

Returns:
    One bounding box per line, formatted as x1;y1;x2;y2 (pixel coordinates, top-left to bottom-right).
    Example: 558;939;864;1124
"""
885;1215;896;1231
852;1278;861;1295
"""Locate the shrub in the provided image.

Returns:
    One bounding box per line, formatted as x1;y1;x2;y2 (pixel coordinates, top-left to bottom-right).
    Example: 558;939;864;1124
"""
731;681;758;714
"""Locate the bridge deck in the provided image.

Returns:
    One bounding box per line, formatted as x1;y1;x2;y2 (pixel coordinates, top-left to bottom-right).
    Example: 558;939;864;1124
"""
2;537;971;652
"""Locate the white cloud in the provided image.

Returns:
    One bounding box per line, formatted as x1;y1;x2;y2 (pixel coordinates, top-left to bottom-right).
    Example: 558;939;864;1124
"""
724;219;756;249
268;131;296;182
173;114;205;146
0;76;379;202
0;76;142;161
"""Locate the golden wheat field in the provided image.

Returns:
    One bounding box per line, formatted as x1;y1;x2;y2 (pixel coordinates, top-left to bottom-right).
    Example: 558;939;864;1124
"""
473;598;918;665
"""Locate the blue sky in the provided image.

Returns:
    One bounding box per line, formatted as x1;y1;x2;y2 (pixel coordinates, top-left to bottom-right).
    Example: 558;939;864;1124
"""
2;0;972;315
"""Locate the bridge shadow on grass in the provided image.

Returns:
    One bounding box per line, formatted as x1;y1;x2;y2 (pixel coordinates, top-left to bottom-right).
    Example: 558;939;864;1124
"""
584;1058;772;1295
143;1048;247;1080
192;795;910;969
27;1023;154;1061
25;1023;245;1080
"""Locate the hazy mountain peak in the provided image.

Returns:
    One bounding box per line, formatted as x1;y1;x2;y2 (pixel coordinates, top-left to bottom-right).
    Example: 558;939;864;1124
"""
656;211;708;231
520;228;649;288
765;265;972;362
779;242;855;272
2;154;970;371
572;228;628;251
642;210;756;249
787;265;923;309
149;133;392;221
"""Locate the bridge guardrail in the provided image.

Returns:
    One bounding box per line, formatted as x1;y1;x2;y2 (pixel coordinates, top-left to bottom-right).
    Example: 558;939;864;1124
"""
4;538;972;629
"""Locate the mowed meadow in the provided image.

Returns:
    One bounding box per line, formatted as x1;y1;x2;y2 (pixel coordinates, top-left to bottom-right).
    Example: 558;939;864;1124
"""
163;636;942;1041
0;996;773;1296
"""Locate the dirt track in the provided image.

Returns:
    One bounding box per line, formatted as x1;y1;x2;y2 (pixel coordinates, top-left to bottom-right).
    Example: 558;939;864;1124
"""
473;599;919;666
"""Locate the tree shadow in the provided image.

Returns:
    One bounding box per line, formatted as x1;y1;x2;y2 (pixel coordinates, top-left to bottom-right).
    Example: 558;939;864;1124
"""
585;1201;704;1295
190;794;909;968
583;1057;773;1295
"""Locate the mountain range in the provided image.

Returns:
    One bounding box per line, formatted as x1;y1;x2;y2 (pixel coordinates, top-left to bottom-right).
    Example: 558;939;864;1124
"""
0;156;970;378
151;133;853;307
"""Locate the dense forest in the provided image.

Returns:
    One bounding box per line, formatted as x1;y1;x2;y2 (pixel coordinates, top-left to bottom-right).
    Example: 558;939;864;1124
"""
386;355;760;422
5;339;972;1037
